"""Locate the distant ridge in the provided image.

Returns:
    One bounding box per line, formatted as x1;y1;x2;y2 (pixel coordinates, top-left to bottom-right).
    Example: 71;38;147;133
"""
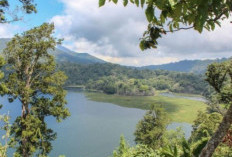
140;58;229;74
0;38;106;65
0;38;230;73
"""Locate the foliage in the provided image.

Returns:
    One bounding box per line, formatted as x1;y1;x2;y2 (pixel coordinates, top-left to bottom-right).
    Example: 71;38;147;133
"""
189;110;232;157
198;59;232;156
2;23;70;157
0;56;7;98
112;120;206;157
206;60;232;105
0;114;10;157
190;111;222;143
87;76;154;96
0;56;4;80
162;145;180;157
59;62;209;95
100;0;232;50
134;106;168;149
162;127;185;147
142;58;229;74
0;0;36;23
112;135;160;157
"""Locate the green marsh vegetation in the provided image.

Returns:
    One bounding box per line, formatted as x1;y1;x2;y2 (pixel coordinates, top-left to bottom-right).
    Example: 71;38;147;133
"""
86;92;207;123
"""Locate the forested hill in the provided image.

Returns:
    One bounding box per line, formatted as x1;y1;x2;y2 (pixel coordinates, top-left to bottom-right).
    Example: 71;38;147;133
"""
140;58;228;74
58;62;209;95
0;38;106;64
0;38;211;95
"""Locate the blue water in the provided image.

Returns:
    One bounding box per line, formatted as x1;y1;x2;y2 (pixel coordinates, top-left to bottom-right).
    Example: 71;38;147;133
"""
0;91;192;157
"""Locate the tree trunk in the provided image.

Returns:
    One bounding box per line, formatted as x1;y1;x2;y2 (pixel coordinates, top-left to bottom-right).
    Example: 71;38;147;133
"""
22;101;29;157
20;65;32;157
199;104;232;157
22;141;29;157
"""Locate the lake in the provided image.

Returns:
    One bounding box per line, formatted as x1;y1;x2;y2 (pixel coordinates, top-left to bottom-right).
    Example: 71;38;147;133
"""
0;90;192;157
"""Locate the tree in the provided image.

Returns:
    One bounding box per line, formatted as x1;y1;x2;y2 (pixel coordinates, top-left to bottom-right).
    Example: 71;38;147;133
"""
0;114;10;157
189;110;232;156
134;106;168;149
0;0;36;23
200;60;232;157
162;127;185;147
100;1;232;156
2;23;70;157
161;138;192;157
190;111;222;144
112;135;160;157
0;56;7;98
113;135;129;157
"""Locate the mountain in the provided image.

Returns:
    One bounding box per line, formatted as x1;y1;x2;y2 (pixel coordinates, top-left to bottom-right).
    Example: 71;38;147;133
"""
1;38;229;73
140;58;229;74
0;38;106;64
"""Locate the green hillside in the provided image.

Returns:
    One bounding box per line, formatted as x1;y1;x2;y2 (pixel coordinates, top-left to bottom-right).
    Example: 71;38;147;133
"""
141;58;229;74
0;38;106;64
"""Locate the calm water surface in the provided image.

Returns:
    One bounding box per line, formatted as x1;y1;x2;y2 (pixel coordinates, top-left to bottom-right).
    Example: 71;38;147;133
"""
0;91;192;157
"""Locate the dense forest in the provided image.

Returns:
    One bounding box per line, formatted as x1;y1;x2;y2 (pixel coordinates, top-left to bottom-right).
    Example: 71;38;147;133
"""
141;58;228;74
58;62;209;95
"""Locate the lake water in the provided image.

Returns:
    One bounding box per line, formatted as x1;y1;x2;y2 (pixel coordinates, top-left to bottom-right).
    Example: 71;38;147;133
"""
0;90;192;157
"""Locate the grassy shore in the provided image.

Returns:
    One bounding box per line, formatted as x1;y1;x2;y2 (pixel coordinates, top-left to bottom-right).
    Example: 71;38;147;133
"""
85;92;207;124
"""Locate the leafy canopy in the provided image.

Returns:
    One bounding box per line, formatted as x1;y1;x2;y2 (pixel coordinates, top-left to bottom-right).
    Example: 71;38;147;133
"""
0;56;7;97
3;23;70;157
134;106;168;149
112;135;160;157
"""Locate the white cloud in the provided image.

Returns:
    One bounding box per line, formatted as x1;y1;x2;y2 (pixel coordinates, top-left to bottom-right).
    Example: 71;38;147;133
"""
63;37;119;57
51;0;232;66
159;20;232;57
0;24;19;38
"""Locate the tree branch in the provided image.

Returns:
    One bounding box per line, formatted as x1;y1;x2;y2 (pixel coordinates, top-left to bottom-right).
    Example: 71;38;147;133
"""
165;26;194;33
207;8;229;22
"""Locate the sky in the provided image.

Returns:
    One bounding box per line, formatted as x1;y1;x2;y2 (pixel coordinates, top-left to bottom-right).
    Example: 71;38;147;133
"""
0;0;232;66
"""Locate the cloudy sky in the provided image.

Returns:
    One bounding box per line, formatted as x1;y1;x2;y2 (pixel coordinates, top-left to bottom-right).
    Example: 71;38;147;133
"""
1;0;232;66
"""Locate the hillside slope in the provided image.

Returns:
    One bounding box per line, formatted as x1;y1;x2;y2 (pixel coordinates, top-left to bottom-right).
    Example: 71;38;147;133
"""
0;38;106;64
141;58;228;74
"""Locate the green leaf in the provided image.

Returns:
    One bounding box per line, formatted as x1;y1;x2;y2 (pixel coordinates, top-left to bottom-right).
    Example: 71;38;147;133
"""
99;0;106;7
139;41;145;51
215;21;221;27
135;0;139;7
192;138;209;156
145;5;154;22
169;24;173;32
169;0;176;8
123;0;128;6
141;0;145;8
160;14;165;24
112;0;118;4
